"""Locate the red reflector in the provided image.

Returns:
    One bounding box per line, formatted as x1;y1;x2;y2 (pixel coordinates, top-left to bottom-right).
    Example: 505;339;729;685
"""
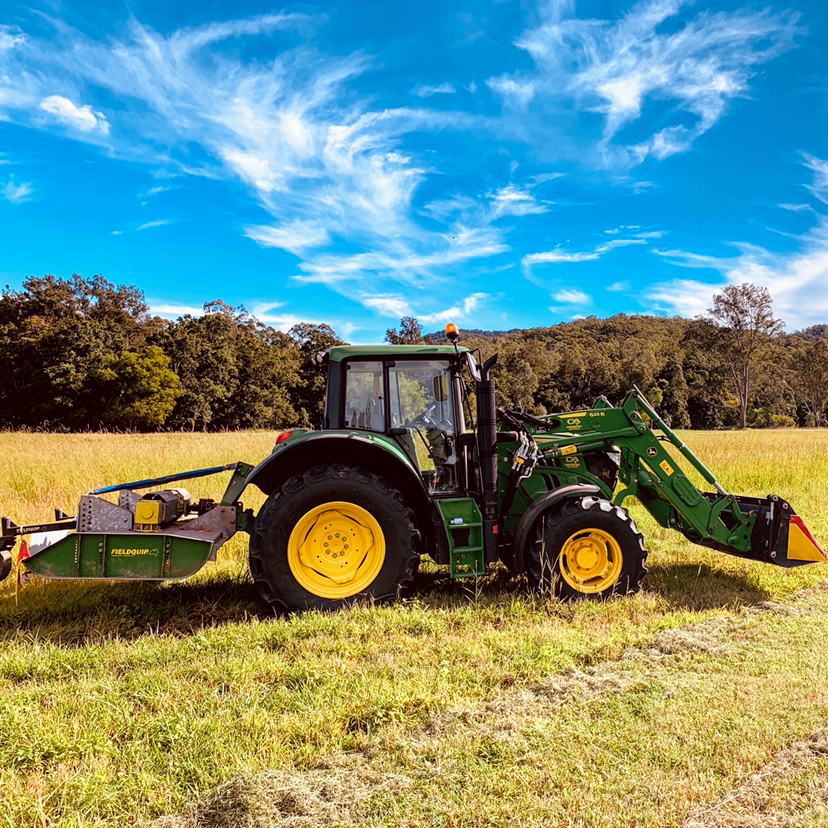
790;515;826;560
274;430;293;446
492;524;499;535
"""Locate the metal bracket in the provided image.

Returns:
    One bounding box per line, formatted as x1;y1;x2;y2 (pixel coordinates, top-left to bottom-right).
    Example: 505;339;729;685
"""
77;496;133;533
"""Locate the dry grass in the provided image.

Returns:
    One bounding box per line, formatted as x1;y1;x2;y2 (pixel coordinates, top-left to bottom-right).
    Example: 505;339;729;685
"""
0;428;827;826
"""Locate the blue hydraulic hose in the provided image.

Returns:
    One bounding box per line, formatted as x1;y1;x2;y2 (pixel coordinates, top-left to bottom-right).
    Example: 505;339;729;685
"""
89;464;238;495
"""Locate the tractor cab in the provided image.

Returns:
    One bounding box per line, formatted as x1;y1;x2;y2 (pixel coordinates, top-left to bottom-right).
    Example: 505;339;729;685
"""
323;346;468;495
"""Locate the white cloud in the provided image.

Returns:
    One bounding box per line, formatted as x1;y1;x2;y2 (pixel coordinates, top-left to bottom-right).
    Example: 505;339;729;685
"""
412;82;455;97
607;281;629;291
524;248;601;266
362;295;412;318
523;236;646;271
532;172;566;185
149;302;205;318
39;95;109;134
143;184;180;201
2;178;33;203
137;219;172;231
357;291;488;325
648;156;828;329
650;242;828;329
600;238;646;253
779;203;814;214
246;221;330;255
0;26;25;50
491;1;798;166
486;77;535;110
552;288;590;304
604;225;640;235
804;154;828;204
635;230;666;239
0;13;509;306
489;184;548;219
419;292;488;324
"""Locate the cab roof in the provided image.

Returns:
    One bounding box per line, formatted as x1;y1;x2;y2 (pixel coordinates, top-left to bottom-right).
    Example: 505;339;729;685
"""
326;344;467;362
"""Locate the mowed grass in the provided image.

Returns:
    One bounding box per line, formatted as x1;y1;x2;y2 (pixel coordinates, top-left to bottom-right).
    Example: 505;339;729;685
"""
0;429;826;827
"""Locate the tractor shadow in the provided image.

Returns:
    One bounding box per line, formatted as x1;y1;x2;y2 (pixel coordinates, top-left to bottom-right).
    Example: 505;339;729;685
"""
410;560;774;613
0;576;275;645
642;561;773;611
0;560;774;645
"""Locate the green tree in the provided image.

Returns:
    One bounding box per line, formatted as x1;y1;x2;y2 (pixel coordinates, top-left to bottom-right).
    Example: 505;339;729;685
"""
160;301;299;430
706;283;784;429
98;347;182;430
385;316;424;344
0;274;155;429
289;323;344;427
787;338;828;427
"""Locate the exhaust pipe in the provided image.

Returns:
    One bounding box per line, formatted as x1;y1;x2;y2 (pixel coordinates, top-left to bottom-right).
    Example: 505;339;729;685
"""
476;354;499;564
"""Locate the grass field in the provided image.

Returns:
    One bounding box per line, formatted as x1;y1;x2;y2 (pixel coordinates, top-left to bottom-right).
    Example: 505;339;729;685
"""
1;429;828;827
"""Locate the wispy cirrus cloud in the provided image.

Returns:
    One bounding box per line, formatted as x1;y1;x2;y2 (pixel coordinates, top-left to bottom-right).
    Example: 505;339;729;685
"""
489;184;549;219
805;154;828;205
490;0;798;166
412;82;455;97
648;156;828;329
137;219;173;231
522;237;646;273
360;291;489;325
112;218;175;234
0;11;504;316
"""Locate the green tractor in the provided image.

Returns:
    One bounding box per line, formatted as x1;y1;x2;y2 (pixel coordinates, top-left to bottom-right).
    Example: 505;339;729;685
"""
1;331;824;613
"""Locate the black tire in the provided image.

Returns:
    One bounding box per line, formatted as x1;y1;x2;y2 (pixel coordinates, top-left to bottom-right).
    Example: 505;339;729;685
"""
0;549;11;583
525;496;647;600
249;464;420;613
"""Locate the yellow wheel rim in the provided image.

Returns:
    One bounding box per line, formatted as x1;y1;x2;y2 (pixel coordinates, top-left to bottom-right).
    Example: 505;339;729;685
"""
287;501;385;599
559;527;622;594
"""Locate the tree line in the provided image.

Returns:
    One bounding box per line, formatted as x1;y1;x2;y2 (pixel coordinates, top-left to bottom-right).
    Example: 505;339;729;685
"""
0;275;341;431
1;275;825;431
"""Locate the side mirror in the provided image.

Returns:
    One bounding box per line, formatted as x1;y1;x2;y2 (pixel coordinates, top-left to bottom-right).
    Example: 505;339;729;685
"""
433;375;449;402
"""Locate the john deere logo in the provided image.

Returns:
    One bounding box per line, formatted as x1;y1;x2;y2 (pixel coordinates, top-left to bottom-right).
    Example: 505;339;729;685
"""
647;447;657;457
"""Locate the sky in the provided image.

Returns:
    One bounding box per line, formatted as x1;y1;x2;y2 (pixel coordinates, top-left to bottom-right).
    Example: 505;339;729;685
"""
1;0;827;342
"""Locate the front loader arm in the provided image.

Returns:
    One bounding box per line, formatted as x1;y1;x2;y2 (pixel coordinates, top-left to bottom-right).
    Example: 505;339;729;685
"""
530;388;825;569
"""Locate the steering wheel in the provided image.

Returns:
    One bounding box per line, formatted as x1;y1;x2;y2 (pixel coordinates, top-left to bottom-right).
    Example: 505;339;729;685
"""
408;403;438;428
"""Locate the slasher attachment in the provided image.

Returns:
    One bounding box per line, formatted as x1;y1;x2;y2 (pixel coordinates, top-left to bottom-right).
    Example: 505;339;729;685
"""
0;463;254;583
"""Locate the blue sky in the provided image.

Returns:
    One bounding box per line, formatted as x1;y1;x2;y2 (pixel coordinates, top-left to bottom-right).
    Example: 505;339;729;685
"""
1;0;827;342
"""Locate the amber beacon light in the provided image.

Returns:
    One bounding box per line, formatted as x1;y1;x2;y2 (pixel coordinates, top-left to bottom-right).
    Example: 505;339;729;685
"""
445;322;459;342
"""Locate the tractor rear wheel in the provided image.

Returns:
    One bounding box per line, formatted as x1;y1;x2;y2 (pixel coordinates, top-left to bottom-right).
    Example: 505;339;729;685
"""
249;464;420;613
526;496;647;600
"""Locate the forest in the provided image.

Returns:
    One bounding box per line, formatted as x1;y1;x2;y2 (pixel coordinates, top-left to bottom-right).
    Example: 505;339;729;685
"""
1;274;826;432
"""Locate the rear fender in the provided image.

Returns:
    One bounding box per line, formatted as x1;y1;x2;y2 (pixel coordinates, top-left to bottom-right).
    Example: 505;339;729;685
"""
246;432;440;555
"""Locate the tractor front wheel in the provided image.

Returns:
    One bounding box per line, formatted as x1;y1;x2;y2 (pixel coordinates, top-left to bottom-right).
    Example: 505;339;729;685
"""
526;496;647;600
249;464;420;613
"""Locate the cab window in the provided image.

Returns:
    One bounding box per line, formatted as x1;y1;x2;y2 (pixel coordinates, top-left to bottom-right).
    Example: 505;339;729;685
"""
344;361;384;430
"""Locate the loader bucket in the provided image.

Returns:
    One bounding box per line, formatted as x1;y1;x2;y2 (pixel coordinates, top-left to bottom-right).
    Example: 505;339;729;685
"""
690;494;826;568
